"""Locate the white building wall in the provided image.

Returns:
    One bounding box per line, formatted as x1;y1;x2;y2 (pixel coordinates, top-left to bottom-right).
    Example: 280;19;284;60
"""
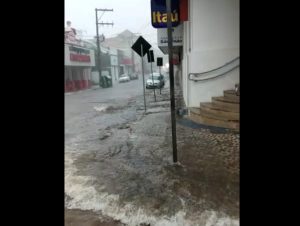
110;48;119;83
91;71;99;84
182;0;239;107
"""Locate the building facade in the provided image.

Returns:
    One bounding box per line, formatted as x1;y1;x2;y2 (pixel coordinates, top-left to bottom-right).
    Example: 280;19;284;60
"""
64;44;95;92
154;0;239;129
64;22;95;92
181;0;239;107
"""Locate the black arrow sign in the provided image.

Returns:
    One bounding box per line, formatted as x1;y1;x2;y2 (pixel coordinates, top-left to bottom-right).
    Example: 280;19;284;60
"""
131;36;151;57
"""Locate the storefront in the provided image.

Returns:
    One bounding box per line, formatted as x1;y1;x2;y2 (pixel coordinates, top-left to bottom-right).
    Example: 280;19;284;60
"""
64;44;95;92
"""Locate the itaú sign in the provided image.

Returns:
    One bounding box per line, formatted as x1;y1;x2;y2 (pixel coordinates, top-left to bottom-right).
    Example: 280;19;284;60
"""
151;0;180;28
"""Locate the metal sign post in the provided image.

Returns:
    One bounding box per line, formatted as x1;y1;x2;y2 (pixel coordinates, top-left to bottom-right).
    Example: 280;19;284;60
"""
157;57;163;95
131;36;152;113
141;45;146;112
159;66;162;94
148;50;156;102
150;61;156;101
166;0;178;163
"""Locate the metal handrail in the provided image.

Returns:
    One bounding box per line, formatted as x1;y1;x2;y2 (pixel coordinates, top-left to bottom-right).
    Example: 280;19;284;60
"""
188;57;239;81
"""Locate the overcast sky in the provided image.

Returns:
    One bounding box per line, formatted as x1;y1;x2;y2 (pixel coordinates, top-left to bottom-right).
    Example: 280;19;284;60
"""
65;0;158;44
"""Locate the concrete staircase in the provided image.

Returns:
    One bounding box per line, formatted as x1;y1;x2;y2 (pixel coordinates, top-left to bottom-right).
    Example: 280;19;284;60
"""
188;86;240;131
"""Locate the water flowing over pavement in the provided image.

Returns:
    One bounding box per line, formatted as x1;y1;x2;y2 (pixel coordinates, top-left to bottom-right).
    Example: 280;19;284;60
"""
65;79;239;226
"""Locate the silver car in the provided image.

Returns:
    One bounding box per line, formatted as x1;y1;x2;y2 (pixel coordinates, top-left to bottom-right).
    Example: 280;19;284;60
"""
119;74;130;83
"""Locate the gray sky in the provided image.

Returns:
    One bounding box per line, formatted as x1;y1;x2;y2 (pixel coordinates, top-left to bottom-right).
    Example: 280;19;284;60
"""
65;0;157;44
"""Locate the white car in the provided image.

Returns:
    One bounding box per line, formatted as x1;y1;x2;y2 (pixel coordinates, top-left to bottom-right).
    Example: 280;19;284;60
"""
119;74;130;83
146;73;165;88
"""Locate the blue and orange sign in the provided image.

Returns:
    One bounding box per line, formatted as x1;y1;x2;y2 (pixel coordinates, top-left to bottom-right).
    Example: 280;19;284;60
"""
151;0;180;28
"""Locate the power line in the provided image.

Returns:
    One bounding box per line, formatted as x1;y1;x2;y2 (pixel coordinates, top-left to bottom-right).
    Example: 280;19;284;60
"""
137;22;150;33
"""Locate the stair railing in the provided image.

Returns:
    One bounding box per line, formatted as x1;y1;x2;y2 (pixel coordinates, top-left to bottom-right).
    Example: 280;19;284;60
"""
188;57;239;82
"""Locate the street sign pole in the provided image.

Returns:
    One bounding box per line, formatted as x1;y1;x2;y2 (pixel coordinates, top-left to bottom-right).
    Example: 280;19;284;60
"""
159;66;162;94
131;36;151;113
157;57;163;95
167;0;178;163
141;45;146;112
150;60;156;101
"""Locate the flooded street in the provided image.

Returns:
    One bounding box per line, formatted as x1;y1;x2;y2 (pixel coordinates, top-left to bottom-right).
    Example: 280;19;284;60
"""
65;0;240;224
65;78;239;226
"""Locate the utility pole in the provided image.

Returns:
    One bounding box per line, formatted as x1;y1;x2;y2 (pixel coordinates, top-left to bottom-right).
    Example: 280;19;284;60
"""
166;0;178;163
95;8;113;87
131;34;135;73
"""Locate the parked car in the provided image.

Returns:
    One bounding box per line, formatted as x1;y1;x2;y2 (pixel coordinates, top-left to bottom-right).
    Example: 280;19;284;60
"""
119;74;130;83
129;72;138;80
146;73;165;89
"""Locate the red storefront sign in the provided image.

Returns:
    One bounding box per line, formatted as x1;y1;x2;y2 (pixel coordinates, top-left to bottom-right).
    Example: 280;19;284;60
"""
180;0;188;21
70;54;91;62
121;58;133;65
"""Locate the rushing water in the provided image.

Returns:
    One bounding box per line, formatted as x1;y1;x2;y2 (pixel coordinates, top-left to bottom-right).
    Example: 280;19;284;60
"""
65;85;239;226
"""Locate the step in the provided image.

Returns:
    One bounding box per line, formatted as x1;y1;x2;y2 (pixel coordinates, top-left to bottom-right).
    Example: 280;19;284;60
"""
189;107;201;115
213;96;239;104
200;102;234;112
200;103;239;121
189;110;239;130
224;90;240;102
212;97;239;113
